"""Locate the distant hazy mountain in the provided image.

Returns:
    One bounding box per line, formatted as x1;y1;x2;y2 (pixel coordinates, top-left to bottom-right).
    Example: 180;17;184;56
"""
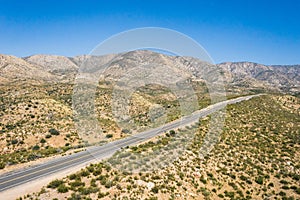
0;51;299;94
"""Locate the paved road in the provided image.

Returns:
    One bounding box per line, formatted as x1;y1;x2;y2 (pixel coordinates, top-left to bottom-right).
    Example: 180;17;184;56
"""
0;94;261;192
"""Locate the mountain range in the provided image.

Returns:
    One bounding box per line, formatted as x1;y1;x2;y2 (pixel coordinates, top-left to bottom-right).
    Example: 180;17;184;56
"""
0;50;299;94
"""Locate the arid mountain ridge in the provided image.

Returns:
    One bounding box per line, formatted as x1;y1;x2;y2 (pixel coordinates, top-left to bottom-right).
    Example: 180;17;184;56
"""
0;50;299;94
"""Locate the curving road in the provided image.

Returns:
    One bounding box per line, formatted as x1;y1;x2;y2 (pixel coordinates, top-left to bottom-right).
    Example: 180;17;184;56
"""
0;94;261;193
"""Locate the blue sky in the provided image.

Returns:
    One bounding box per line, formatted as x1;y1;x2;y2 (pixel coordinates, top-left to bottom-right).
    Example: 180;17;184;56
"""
0;0;299;65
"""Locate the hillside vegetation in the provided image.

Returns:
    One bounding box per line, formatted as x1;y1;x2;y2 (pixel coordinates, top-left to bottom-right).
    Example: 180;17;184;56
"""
22;94;300;199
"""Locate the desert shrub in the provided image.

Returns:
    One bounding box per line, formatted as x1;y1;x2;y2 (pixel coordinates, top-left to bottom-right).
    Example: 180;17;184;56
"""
106;134;113;138
151;186;159;193
92;169;102;176
291;174;299;181
0;162;5;169
67;193;81;200
47;179;64;188
49;128;60;136
69;173;80;180
282;185;289;190
32;145;40;150
279;191;286;196
255;176;264;185
200;175;207;184
27;154;38;161
280;179;289;185
40;138;46;143
98;192;107;198
268;182;274;187
224;191;235;198
57;184;68;193
11;139;18;145
121;129;130;134
290;185;297;190
69;180;85;187
80;170;90;177
169;130;176;136
86;165;94;172
240;175;248;181
200;187;210;197
79;187;99;195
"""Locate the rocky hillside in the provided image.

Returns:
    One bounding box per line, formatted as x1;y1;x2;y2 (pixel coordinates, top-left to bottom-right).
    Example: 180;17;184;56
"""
0;51;299;94
218;62;300;93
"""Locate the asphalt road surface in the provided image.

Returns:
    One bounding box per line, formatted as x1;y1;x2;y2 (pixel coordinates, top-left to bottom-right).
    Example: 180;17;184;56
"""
0;94;261;192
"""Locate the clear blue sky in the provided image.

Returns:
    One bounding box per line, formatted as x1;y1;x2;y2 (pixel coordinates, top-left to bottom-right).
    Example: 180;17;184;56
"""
0;0;299;65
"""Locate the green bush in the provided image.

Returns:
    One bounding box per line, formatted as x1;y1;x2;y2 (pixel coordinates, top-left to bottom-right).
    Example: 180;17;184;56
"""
69;180;85;187
80;170;90;177
45;134;52;139
268;182;274;187
282;185;289;190
57;184;68;193
69;173;79;180
0;162;5;169
255;176;264;185
47;179;64;188
151;186;159;193
67;193;81;200
280;179;289;185
32;145;40;150
79;187;99;195
11;139;18;145
49;128;60;136
200;175;207;184
169;130;176;136
224;191;235;198
279;191;286;196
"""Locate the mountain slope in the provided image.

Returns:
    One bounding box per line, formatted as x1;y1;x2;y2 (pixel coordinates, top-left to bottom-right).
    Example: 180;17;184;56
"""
0;54;58;84
0;51;299;94
218;62;299;93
